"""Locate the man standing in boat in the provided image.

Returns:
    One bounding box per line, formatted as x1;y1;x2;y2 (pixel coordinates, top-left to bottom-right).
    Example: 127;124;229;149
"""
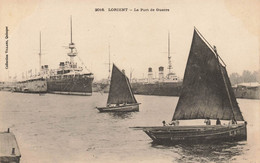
162;121;167;126
216;118;221;125
229;117;237;125
204;117;211;125
169;119;179;126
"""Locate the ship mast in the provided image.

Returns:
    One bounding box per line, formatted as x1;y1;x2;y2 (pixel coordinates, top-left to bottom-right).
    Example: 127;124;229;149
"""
67;16;77;65
214;46;237;121
194;27;238;121
39;32;42;72
108;43;111;80
168;32;173;74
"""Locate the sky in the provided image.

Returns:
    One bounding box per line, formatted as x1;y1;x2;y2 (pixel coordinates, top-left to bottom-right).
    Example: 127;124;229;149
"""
0;0;259;81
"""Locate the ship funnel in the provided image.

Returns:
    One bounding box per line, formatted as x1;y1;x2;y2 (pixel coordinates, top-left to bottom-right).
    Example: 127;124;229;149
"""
148;67;153;83
60;62;65;69
159;66;164;81
60;62;65;66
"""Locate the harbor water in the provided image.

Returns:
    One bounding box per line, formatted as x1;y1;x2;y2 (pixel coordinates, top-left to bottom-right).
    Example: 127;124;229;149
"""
0;91;259;163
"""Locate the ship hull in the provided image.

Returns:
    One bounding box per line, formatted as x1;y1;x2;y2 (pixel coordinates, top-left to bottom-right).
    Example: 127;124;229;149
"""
131;82;182;96
47;76;93;96
138;123;247;144
14;79;47;93
92;82;109;93
233;87;260;99
97;103;139;112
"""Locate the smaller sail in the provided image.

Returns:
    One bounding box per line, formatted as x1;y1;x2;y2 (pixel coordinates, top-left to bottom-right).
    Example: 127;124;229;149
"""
220;65;244;120
107;64;137;104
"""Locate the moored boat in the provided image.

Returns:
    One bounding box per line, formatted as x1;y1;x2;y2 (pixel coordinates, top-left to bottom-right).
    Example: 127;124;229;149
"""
13;77;47;93
0;129;21;163
97;64;140;112
13;32;47;94
132;27;247;144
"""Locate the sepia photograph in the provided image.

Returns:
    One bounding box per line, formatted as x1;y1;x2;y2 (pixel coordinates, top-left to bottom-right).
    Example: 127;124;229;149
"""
0;0;259;162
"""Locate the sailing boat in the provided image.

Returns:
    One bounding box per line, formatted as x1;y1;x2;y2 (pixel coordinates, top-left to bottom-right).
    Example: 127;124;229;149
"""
97;64;140;112
132;27;247;144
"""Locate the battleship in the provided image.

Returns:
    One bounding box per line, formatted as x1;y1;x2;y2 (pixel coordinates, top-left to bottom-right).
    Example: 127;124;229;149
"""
13;77;47;93
4;18;93;95
47;17;94;95
13;32;47;93
131;32;182;96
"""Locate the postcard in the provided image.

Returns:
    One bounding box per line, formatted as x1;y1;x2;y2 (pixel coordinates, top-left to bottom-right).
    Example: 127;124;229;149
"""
0;0;259;162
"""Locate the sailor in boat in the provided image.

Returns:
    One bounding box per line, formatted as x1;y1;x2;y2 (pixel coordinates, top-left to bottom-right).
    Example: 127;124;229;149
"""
229;117;237;125
216;118;221;125
169;119;179;126
204;117;211;125
120;102;126;106
162;121;167;126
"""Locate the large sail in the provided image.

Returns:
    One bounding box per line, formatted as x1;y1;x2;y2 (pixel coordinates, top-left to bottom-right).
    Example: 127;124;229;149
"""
172;28;244;121
107;64;137;104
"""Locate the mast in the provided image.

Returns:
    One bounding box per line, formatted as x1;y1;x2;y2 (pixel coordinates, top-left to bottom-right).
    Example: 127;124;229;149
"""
130;68;134;83
108;43;111;80
168;32;173;74
194;27;227;66
125;73;137;103
214;46;236;121
70;16;72;44
195;27;238;121
67;16;77;65
39;32;42;72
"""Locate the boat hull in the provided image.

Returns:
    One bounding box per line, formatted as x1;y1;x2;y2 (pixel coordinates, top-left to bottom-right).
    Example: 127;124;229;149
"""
97;103;139;112
140;123;247;144
13;79;47;93
131;82;182;96
47;75;94;96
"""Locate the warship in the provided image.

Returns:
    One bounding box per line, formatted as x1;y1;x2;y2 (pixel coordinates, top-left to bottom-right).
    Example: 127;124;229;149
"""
131;32;182;96
47;17;94;95
13;32;47;93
